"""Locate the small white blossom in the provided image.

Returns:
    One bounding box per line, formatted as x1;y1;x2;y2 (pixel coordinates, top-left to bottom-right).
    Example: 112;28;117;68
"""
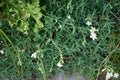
31;52;37;58
86;21;92;26
67;15;71;19
59;25;62;28
0;50;4;54
89;27;98;40
90;32;97;40
113;73;119;78
106;72;113;80
57;62;63;68
102;68;106;72
90;27;98;33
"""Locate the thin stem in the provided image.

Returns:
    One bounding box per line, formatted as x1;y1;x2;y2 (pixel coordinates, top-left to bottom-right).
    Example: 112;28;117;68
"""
95;42;120;80
0;29;23;78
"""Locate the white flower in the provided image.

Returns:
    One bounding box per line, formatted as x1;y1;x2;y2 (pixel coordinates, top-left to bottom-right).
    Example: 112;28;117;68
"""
90;32;97;40
101;68;107;72
0;50;4;54
106;72;113;80
113;73;119;78
59;25;62;28
89;27;98;40
57;62;63;68
67;15;71;19
86;21;92;26
31;52;37;58
90;27;98;33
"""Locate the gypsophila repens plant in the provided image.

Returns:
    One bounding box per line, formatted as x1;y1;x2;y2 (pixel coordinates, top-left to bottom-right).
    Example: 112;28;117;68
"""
0;0;120;80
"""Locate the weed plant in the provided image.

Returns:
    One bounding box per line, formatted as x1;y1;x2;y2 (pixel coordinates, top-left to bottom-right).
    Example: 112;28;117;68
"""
0;0;120;80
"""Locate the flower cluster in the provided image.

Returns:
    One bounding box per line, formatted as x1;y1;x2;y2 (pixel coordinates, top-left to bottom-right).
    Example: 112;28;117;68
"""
86;21;98;40
106;72;119;80
102;68;119;80
90;27;98;40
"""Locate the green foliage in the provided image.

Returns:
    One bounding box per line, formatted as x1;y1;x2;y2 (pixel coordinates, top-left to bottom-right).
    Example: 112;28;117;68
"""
0;0;120;80
0;0;44;34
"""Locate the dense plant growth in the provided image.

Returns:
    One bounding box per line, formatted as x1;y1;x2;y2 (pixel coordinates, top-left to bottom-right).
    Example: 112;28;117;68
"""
0;0;120;80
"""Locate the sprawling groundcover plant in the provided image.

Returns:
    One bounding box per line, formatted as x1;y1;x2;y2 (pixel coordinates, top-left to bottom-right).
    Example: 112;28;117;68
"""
0;0;120;80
